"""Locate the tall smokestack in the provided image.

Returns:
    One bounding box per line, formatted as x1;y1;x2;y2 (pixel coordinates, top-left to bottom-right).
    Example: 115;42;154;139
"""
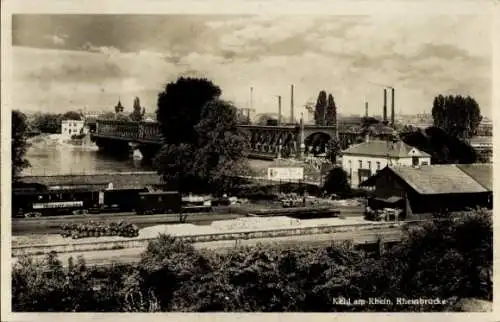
365;102;368;117
278;96;282;126
290;84;294;124
383;88;388;124
391;87;395;127
250;87;254;111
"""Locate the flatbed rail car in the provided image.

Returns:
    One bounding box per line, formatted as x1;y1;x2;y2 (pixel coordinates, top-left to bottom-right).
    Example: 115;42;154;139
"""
182;195;213;213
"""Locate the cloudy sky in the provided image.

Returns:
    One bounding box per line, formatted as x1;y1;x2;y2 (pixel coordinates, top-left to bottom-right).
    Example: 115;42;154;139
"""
11;14;492;118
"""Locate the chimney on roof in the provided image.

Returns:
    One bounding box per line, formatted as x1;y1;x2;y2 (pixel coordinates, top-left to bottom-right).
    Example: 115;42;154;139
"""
391;87;395;127
383;88;388;124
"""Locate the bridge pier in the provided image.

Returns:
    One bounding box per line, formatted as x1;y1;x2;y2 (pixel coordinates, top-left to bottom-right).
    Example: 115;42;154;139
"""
137;144;161;165
93;137;131;157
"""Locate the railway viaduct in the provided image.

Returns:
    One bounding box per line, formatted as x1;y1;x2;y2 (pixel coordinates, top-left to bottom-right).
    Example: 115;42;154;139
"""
89;119;379;162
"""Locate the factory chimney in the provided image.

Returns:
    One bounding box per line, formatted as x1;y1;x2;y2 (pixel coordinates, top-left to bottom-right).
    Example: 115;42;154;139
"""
278;95;282;126
290;84;294;124
365;101;368;117
391;87;395;127
383;88;388;124
250;87;253;111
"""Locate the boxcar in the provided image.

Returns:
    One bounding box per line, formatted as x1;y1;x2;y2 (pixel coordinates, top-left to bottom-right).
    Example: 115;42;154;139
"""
136;191;182;215
101;188;147;212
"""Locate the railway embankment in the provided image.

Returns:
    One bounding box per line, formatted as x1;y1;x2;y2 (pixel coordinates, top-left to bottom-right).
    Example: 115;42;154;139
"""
12;216;415;257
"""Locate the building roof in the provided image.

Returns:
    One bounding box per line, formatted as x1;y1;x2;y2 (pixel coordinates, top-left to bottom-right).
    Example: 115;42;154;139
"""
19;171;164;190
342;140;431;158
361;163;491;195
456;163;492;191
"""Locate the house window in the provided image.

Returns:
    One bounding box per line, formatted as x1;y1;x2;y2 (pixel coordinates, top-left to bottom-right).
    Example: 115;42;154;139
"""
376;161;381;170
412;156;419;166
367;161;372;170
422;161;429;166
348;160;352;170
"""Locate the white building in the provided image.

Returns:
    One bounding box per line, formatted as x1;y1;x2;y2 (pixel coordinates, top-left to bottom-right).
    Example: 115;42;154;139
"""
341;138;431;187
61;120;85;140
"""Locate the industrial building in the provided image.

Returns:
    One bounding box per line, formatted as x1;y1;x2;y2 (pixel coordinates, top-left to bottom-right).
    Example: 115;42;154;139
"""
360;163;492;217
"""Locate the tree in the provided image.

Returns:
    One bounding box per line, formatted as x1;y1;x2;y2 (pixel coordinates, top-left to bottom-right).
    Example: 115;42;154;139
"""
400;126;478;164
156;77;222;145
99;112;117;120
62;111;82;121
114;100;125;114
314;91;327;125
235;108;251;125
325;94;337;126
154;77;249;194
326;139;341;164
255;113;283;125
32;113;63;133
432;95;482;140
322;167;350;195
192;100;251;194
12;110;31;180
130;97;145;122
360;117;380;129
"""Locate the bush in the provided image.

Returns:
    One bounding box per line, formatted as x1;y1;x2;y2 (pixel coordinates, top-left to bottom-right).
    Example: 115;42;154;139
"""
322;167;350;195
13;209;492;312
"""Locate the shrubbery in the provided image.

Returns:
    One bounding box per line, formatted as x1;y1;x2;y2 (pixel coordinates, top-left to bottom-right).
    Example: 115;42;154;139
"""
13;209;492;312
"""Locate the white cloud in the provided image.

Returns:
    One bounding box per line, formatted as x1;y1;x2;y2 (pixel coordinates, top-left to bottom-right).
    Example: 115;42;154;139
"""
12;14;492;118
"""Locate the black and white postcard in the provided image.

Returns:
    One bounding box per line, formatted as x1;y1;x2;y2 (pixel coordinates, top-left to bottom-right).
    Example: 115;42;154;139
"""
1;0;497;321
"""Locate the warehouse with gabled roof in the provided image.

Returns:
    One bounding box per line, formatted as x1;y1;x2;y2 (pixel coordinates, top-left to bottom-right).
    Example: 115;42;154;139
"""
360;163;492;217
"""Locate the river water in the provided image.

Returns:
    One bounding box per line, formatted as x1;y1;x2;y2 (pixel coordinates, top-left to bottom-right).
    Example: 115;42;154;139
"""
23;134;146;176
23;134;273;176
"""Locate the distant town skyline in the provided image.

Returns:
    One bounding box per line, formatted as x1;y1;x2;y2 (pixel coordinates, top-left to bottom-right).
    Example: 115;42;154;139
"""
12;14;492;118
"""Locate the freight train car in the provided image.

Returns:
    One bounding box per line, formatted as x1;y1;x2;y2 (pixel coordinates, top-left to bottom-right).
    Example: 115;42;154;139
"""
100;188;148;213
12;189;98;217
136;191;182;215
12;188;187;217
13;184;220;218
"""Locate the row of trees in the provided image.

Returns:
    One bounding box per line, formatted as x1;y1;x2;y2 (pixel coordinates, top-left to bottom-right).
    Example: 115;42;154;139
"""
12;208;492;312
31;111;83;134
399;95;485;164
113;97;146;122
314;91;337;126
432;95;482;140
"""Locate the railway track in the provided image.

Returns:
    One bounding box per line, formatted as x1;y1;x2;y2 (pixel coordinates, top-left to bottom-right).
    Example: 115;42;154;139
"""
13;229;403;268
12;206;366;235
12;212;242;235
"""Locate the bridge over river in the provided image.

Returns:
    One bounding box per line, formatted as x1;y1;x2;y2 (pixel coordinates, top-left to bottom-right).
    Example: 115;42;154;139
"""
89;119;393;162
